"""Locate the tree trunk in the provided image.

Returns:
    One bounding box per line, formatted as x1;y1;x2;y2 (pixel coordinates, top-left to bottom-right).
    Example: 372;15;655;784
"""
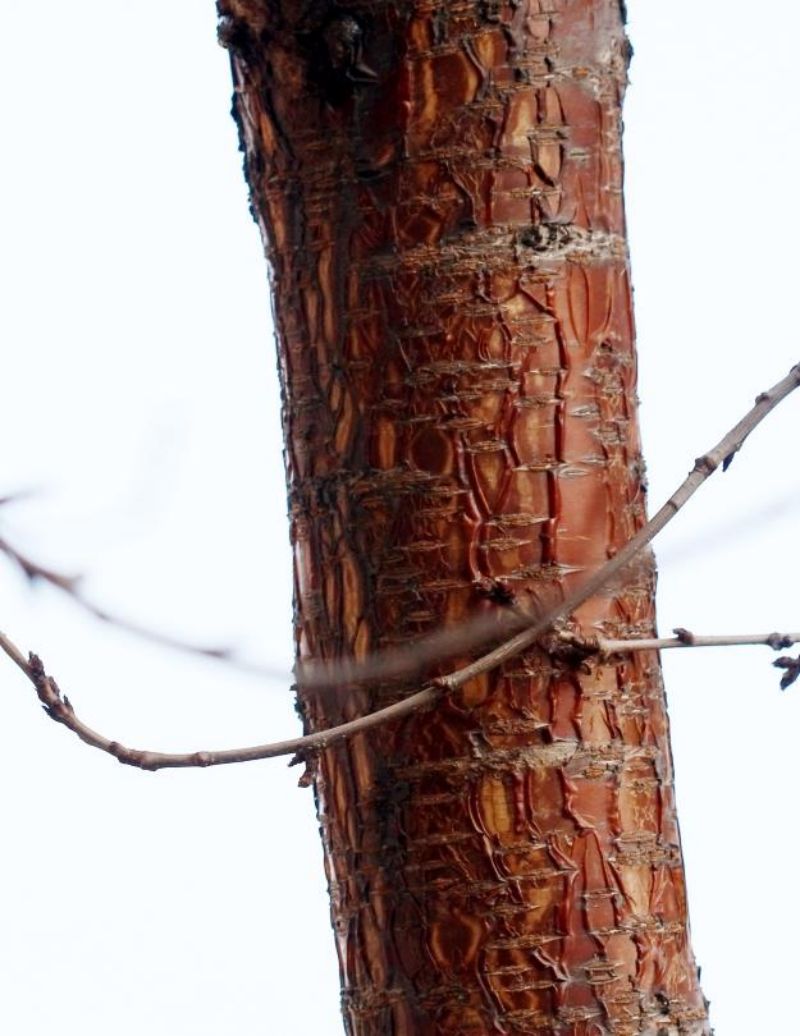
218;0;710;1032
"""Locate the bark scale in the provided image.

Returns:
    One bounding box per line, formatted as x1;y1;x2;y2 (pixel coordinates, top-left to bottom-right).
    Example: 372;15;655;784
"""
218;1;710;1032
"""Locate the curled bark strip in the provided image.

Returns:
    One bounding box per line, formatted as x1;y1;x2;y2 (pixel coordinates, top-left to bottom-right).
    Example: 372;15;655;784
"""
0;364;797;771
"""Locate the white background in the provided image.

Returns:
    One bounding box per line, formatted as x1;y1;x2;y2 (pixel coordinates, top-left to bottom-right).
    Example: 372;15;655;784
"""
0;1;798;1032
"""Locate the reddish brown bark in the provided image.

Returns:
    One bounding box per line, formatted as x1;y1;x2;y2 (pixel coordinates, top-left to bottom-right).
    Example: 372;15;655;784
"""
218;0;709;1032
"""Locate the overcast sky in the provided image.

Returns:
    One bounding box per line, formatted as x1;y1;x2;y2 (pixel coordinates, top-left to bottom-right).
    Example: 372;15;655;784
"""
1;2;799;1033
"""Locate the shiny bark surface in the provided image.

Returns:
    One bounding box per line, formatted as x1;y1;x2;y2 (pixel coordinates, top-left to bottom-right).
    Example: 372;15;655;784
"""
218;0;709;1031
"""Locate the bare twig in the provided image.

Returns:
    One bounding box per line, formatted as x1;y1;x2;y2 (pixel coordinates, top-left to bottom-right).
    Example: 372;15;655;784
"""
0;630;440;770
295;606;532;690
0;489;40;509
0;517;525;687
547;628;800;692
1;363;798;770
0;535;287;680
595;629;800;654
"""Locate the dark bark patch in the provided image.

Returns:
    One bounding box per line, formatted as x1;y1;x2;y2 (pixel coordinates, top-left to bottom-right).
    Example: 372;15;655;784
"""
519;221;574;253
300;11;379;106
411;427;452;475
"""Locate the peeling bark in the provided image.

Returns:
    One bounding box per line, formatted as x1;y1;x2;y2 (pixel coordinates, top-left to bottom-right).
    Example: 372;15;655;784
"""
218;0;709;1032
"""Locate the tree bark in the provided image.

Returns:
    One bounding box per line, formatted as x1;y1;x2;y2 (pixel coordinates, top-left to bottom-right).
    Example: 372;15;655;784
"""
218;0;710;1032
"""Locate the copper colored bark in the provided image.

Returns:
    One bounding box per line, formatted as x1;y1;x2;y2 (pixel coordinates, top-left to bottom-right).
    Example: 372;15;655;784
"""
218;0;709;1032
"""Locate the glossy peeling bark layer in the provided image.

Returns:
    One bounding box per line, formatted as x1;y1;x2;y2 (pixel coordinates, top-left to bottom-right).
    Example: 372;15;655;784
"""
219;0;709;1032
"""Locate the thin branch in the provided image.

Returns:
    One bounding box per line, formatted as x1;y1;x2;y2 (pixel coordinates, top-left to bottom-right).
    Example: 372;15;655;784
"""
596;629;800;654
295;604;532;690
1;362;798;770
0;508;523;688
0;534;287;681
545;628;800;692
0;630;439;770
